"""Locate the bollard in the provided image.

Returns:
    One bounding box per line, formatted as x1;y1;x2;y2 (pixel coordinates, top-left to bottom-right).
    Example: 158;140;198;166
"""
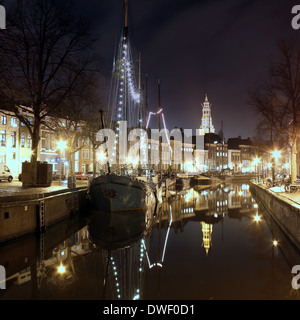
68;176;76;189
0;265;6;289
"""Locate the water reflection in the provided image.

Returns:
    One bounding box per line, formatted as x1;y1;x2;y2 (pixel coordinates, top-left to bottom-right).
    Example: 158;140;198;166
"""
1;182;300;300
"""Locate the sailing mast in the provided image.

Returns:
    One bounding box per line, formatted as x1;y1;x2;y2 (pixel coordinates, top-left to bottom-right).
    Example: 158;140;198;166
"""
158;79;162;178
138;51;142;128
124;0;129;30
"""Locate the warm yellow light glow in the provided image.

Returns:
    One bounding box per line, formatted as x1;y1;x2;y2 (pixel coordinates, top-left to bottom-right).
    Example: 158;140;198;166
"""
253;157;260;165
273;240;278;247
185;189;193;202
132;158;139;167
254;214;261;222
57;140;67;151
272;150;280;159
58;263;66;274
126;156;132;164
98;152;106;161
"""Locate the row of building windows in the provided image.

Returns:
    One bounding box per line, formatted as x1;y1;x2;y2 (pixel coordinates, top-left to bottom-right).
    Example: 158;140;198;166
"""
217;152;228;157
0;115;34;128
231;154;240;162
0;130;32;148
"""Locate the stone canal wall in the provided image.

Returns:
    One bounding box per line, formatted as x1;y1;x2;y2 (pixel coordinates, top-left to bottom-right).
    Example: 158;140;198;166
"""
0;188;88;243
250;182;300;250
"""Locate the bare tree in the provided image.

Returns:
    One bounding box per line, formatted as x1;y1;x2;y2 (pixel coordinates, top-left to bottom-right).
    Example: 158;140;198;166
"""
0;0;99;186
248;39;300;183
47;72;106;178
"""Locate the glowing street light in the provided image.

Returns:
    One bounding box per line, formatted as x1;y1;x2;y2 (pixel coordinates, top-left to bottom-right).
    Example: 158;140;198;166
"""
98;151;106;162
58;263;66;274
252;157;260;182
57;140;67;185
57;140;67;151
272;150;280;160
254;214;261;222
253;157;260;165
270;150;281;185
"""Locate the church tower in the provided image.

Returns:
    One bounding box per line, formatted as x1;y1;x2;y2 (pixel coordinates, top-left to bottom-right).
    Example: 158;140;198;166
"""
199;94;215;136
201;222;213;256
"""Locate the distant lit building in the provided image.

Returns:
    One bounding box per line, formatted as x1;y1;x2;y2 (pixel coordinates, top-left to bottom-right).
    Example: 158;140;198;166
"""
204;133;228;172
199;95;215;136
228;149;241;173
227;136;254;173
201;222;213;256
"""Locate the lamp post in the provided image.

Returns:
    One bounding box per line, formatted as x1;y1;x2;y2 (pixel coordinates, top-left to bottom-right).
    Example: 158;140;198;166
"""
57;140;67;185
253;157;260;183
272;149;280;186
267;162;272;180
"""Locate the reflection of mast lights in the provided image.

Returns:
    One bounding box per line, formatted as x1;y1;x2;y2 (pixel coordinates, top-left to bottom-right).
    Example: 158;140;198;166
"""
254;214;261;222
142;205;173;269
57;263;65;274
273;240;278;247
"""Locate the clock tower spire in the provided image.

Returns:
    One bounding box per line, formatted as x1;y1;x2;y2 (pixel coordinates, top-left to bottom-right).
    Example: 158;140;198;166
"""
200;94;215;136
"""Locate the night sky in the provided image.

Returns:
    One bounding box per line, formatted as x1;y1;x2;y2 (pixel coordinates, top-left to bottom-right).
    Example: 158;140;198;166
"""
84;0;296;140
5;0;299;139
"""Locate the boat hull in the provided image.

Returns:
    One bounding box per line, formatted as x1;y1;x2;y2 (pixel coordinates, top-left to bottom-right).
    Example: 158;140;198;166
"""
87;209;148;250
88;175;156;212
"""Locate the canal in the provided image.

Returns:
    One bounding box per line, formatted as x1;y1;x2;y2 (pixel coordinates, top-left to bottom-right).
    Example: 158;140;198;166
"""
1;182;300;300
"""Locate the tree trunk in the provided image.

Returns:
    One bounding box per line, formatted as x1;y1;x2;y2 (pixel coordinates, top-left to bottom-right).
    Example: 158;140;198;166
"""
93;143;97;178
291;140;297;184
24;121;40;187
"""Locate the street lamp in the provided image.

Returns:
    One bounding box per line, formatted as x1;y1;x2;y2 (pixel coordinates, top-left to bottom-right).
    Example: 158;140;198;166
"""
57;140;67;185
271;149;281;185
253;157;260;182
272;150;280;160
58;263;66;274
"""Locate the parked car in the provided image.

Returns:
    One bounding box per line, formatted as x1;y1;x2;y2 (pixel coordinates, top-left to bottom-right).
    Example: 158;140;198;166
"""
86;171;94;179
73;172;88;180
52;172;66;181
0;164;13;182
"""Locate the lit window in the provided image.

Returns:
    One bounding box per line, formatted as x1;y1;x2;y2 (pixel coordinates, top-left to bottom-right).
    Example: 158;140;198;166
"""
27;134;32;148
83;149;89;159
11;117;18;128
1;116;7;125
11;132;16;148
0;130;6;147
21;133;25;147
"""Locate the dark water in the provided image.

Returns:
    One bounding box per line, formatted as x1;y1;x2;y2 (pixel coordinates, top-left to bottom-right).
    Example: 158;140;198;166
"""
1;182;300;300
